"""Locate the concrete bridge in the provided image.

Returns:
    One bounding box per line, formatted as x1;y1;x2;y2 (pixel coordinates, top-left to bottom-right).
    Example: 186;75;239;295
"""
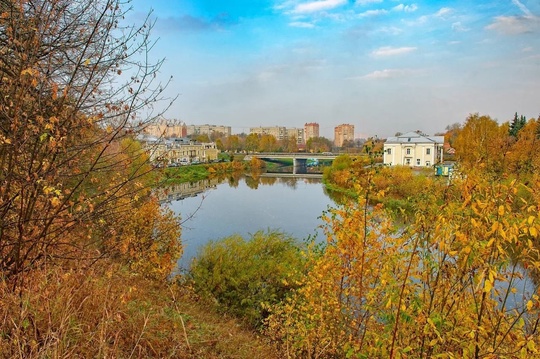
246;152;338;174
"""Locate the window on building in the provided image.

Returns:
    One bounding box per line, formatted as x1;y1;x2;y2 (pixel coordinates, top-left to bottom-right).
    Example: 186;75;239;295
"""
405;158;411;165
416;159;421;166
426;148;431;155
406;148;411;155
387;148;392;154
426;161;431;167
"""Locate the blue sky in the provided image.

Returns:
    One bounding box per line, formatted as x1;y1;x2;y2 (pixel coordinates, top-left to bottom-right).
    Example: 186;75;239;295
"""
129;0;540;138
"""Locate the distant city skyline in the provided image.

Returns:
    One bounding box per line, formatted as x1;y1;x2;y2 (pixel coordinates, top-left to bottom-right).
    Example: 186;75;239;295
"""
129;0;540;139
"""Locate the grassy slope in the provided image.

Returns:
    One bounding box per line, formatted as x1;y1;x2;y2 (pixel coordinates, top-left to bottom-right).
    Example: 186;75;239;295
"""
0;266;278;359
174;290;278;358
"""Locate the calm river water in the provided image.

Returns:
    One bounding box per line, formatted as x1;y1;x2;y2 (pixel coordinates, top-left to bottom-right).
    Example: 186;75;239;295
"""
165;175;336;270
164;174;536;310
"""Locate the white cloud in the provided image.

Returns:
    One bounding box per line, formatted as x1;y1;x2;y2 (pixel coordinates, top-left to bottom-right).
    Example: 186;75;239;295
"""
355;0;383;5
274;0;297;11
392;4;418;13
359;9;388;17
376;26;403;35
435;7;453;18
486;15;540;35
451;21;469;32
289;21;316;28
371;46;417;56
361;69;411;79
293;0;347;14
403;7;453;26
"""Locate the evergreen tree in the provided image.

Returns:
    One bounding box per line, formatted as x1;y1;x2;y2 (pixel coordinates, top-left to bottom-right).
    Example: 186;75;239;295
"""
509;112;527;137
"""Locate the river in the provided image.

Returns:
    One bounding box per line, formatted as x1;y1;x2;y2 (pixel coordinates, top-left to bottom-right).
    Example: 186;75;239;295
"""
164;173;536;311
165;174;336;271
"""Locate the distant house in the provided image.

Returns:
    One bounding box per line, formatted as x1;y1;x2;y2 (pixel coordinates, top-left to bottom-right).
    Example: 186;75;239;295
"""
383;131;444;167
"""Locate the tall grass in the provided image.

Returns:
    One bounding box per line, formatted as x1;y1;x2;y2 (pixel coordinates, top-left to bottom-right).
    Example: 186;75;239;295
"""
0;263;277;358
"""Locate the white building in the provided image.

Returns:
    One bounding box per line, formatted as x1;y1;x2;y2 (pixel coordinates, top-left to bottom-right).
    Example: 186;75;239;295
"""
383;131;444;167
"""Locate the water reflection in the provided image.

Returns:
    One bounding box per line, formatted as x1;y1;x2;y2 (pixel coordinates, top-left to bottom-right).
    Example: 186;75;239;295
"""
158;172;326;201
163;175;539;308
166;173;335;269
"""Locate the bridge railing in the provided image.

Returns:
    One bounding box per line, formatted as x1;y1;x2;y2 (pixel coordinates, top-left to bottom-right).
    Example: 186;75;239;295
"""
252;152;338;158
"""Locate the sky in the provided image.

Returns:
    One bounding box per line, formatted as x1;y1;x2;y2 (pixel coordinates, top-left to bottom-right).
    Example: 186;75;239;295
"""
128;0;540;139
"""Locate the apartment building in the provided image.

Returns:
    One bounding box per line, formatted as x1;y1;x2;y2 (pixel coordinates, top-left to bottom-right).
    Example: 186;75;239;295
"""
186;124;231;138
334;124;355;147
250;126;305;144
304;122;319;142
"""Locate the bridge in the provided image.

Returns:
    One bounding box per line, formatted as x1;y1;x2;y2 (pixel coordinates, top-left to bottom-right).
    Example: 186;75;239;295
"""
245;152;338;174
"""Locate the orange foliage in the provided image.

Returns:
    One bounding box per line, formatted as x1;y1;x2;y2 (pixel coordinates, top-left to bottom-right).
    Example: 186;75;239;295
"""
267;165;540;358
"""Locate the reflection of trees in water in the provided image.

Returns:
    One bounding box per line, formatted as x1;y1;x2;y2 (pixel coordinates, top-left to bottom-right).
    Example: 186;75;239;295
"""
228;175;239;188
249;170;263;183
220;171;243;188
260;177;277;186
324;187;349;205
245;176;259;189
162;171;331;207
280;177;298;189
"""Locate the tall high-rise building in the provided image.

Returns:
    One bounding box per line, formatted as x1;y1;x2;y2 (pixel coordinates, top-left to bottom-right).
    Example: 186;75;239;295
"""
334;124;355;147
304;122;319;142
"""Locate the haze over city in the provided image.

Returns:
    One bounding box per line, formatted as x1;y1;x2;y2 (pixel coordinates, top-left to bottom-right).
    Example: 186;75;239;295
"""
129;0;540;139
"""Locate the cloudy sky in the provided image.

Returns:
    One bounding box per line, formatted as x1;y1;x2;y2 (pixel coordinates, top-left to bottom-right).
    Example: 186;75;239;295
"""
129;0;540;138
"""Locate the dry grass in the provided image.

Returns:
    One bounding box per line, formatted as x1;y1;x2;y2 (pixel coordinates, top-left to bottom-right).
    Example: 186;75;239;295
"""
0;263;278;359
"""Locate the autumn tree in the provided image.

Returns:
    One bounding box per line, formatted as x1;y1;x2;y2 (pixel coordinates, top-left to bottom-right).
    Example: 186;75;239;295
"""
306;136;332;153
267;164;540;358
0;0;179;280
193;133;211;143
279;135;298;153
453;113;509;175
223;134;242;152
362;136;384;158
245;133;260;153
259;134;278;152
215;137;224;151
507;118;540;175
444;122;462;147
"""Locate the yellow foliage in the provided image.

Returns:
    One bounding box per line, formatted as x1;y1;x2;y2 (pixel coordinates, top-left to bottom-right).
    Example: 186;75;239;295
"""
267;165;540;358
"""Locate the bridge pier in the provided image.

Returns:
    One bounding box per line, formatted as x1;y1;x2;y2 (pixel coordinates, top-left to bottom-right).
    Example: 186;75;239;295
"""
293;158;307;175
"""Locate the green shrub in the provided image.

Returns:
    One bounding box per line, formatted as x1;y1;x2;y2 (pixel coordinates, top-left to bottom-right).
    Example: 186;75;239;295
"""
189;230;308;328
